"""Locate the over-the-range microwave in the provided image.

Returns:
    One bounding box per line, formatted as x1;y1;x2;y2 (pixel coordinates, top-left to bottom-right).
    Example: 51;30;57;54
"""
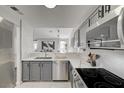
86;7;124;49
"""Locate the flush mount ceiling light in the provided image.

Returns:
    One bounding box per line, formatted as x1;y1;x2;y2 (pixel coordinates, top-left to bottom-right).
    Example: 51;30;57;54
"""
45;5;56;9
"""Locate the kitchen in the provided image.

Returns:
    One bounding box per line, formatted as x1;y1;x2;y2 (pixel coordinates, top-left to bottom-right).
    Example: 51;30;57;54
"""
0;4;124;89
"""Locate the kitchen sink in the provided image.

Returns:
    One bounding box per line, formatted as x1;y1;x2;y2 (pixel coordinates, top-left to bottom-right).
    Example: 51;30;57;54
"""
35;57;52;59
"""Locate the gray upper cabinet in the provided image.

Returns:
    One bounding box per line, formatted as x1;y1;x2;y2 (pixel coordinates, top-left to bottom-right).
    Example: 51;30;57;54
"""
78;30;80;47
22;62;30;81
89;5;119;27
71;37;74;48
80;27;87;49
86;16;120;48
73;29;81;48
74;31;78;48
42;62;52;80
30;62;41;81
90;10;99;26
75;5;121;49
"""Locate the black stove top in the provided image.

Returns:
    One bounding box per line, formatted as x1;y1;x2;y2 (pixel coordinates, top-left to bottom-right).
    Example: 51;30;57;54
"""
76;68;124;88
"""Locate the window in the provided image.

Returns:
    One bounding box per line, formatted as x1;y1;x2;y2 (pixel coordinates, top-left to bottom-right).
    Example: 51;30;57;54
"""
33;41;38;51
59;40;67;53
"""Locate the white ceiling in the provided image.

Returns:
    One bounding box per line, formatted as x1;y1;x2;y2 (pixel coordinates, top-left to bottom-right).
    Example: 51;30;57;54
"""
13;5;98;39
33;28;73;40
15;5;98;28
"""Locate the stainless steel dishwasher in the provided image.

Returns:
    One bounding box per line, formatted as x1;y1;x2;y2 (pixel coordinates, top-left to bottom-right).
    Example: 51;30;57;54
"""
52;61;69;80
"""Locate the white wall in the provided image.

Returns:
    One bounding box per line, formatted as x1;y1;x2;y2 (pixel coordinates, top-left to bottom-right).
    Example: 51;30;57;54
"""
90;49;124;79
21;21;34;59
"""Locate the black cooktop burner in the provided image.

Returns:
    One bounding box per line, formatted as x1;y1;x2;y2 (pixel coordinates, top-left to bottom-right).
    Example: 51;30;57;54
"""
94;82;114;88
104;76;122;86
76;68;124;88
80;69;98;78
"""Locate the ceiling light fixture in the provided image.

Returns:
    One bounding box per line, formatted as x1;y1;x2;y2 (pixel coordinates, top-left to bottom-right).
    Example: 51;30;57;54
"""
45;5;56;9
9;6;24;15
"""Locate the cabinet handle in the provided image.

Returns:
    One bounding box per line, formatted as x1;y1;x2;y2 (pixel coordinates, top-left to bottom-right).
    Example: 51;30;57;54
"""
98;10;102;18
42;63;43;67
88;19;90;27
98;5;104;18
66;62;68;72
101;5;104;18
105;5;111;13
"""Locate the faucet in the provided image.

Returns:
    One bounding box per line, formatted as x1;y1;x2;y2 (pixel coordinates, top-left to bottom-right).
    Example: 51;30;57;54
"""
44;50;48;57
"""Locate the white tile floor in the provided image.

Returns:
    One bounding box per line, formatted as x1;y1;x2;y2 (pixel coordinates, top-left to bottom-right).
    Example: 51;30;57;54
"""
16;82;71;88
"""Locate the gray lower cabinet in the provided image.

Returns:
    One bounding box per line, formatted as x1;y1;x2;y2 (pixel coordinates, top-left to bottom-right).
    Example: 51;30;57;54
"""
22;61;52;81
42;62;52;80
22;62;30;81
30;62;41;81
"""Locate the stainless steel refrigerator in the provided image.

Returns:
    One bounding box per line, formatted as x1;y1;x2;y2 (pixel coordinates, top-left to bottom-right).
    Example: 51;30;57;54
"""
0;18;16;87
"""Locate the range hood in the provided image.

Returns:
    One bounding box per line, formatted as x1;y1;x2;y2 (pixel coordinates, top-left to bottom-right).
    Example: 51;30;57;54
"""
117;8;124;48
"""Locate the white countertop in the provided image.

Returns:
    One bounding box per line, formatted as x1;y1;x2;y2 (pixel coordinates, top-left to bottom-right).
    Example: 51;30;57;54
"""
22;58;70;61
22;57;102;68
